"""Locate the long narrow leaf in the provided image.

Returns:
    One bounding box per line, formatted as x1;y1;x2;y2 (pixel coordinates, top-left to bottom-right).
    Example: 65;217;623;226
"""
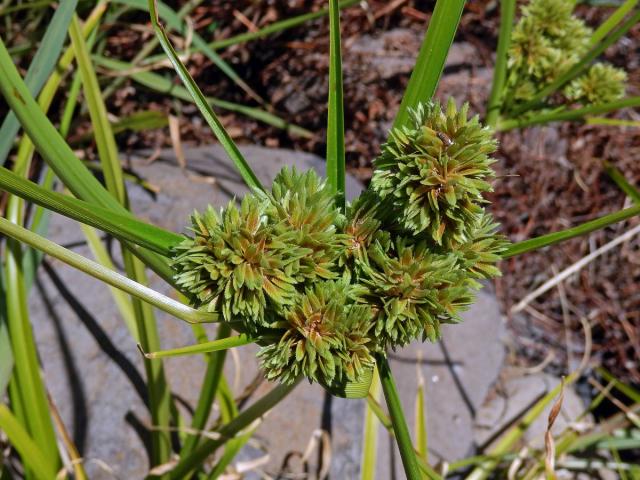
326;0;346;207
0;405;58;480
591;0;639;45
0;0;78;164
486;0;516;127
94;56;312;138
144;334;252;359
393;0;466;129
69;15;125;203
498;97;640;130
4;217;60;467
147;0;263;192
0;166;182;255
502;203;640;258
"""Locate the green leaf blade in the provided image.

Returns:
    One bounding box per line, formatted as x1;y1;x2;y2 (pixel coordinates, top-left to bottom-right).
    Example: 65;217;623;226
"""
326;0;346;208
393;0;466;129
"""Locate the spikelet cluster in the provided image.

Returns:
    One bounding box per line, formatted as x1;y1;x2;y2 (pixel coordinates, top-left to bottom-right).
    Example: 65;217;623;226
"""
173;100;508;392
506;0;626;108
371;99;497;246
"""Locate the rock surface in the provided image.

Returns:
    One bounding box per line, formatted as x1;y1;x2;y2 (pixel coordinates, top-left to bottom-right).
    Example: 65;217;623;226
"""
28;145;506;479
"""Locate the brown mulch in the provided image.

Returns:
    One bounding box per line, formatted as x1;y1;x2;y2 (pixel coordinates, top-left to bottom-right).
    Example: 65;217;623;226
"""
2;1;639;384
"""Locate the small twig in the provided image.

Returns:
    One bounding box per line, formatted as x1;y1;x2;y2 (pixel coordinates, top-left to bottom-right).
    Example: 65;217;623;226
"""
554;265;573;373
233;9;259;32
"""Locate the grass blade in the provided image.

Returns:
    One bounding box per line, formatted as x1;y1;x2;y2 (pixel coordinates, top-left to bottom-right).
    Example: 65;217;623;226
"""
168;380;301;479
94;56;312;138
0;166;182;255
3;242;58;467
0;0;78;165
603;161;640;204
69;14;125;203
415;373;428;464
208;0;359;51
486;0;516;127
147;0;263;192
0;405;58;480
143;334;252;359
113;0;263;103
326;0;346;208
393;0;466;129
498;97;640;130
360;367;381;480
502;203;640;258
0;217;218;325
591;0;639;45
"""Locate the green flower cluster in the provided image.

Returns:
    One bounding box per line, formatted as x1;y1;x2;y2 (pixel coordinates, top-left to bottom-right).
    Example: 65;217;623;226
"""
506;0;626;107
172;100;508;393
371;100;497;246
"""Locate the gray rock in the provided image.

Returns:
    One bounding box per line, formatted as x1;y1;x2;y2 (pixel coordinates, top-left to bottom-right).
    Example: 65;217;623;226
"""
28;145;506;479
474;370;589;452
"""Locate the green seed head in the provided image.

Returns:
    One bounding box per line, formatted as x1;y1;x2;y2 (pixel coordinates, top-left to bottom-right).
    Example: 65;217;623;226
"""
371;99;497;246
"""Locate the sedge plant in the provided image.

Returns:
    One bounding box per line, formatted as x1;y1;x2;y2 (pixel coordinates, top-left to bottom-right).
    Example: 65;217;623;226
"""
0;0;639;479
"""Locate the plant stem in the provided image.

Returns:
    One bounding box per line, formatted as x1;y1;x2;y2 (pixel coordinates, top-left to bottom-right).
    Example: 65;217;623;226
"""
376;353;421;480
0;217;218;324
486;0;516;127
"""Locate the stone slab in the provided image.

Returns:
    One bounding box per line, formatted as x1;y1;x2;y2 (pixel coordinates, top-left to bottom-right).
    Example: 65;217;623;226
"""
27;144;506;479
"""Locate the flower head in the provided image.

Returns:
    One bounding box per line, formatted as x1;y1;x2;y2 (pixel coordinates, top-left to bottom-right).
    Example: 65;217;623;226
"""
356;236;468;348
371;99;497;246
258;281;375;385
172;195;303;332
564;63;627;105
267;167;347;282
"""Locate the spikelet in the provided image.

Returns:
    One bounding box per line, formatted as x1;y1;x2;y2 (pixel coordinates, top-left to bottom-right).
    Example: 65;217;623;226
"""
371;99;497;246
258;281;375;385
564;63;627;105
